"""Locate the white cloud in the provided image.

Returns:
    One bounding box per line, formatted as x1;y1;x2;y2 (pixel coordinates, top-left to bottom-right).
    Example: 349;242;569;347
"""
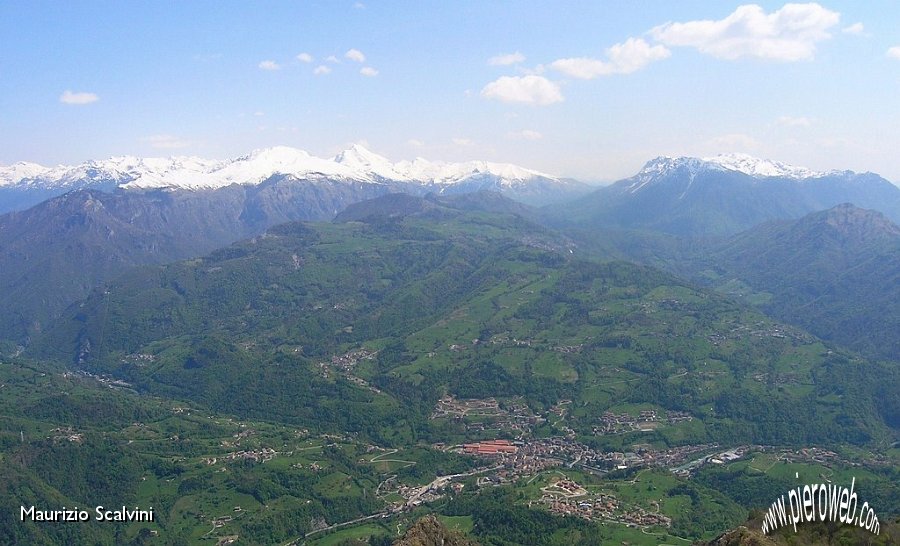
607;38;672;72
481;75;563;106
508;129;543;140
314;65;332;75
520;64;547;76
777;115;812;127
360;66;379;77
258;60;281;70
296;52;314;63
452;137;474;146
488;52;526;66
254;111;265;117
842;22;864;35
650;3;841;61
326;55;341;64
407;139;425;147
551;38;670;79
142;134;194;149
354;2;365;8
59;90;99;105
345;48;366;63
888;46;900;60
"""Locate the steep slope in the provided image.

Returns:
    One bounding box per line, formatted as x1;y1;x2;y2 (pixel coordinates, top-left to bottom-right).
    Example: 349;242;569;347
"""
698;204;900;362
552;154;900;237
0;188;243;343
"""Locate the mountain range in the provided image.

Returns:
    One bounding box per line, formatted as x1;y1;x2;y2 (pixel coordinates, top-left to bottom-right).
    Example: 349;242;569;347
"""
2;148;900;544
0;146;587;343
0;144;589;212
551;153;900;236
3;149;900;349
31;197;896;449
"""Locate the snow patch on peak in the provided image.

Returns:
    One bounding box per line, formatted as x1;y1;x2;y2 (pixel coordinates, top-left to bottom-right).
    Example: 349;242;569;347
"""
333;144;388;165
628;156;714;193
631;154;829;192
2;145;563;193
472;161;556;182
703;153;823;179
394;158;557;187
122;146;362;190
0;162;53;186
239;145;313;163
332;144;406;180
221;145;358;182
638;156;711;177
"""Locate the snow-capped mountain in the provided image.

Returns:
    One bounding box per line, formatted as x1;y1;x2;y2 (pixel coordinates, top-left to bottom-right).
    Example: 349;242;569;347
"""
332;144;408;181
328;143;561;188
0;162;53;185
703;153;826;179
122;146;367;190
627;153;836;193
394;157;557;187
0;145;586;212
0;145;559;192
1;147;368;192
554;153;900;237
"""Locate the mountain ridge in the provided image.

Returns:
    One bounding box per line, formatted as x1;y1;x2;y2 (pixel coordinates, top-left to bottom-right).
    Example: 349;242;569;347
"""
0;145;587;211
699;204;900;362
636;153;853;183
550;155;900;237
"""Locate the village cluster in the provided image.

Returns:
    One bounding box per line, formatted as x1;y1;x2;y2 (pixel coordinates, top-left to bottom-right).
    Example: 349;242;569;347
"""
97;346;891;542
592;408;693;435
431;395;543;435
538;478;671;527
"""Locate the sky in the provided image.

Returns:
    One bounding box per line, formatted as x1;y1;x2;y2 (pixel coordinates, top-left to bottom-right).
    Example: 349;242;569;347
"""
2;1;899;182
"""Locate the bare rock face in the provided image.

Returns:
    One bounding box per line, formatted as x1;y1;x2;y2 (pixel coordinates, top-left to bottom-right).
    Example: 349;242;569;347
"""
393;515;479;546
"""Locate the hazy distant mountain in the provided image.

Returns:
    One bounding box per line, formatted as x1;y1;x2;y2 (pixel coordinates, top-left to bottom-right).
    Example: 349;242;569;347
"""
0;145;589;212
0;185;545;344
700;204;900;361
552;153;900;237
333;191;537;223
0;188;234;343
0;145;588;343
0;175;398;343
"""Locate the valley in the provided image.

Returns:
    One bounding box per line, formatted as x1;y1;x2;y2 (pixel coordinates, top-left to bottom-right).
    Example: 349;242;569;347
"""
7;4;900;543
4;353;894;546
0;191;898;544
1;154;899;545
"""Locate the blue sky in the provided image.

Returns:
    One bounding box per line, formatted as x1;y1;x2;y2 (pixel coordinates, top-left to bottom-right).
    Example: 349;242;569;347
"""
2;1;899;181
